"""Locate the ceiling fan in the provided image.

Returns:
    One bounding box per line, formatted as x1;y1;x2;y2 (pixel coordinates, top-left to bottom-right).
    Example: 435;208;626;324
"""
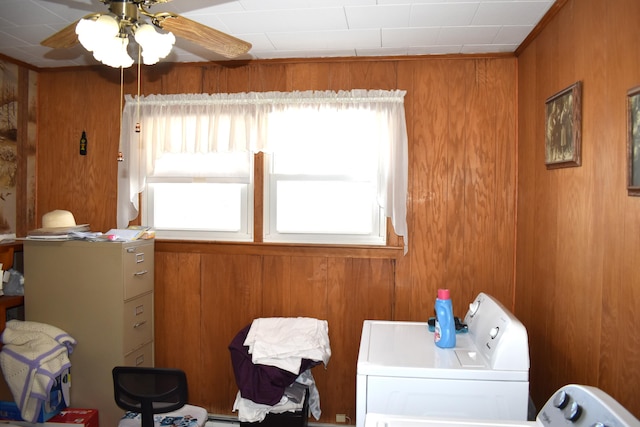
41;0;252;66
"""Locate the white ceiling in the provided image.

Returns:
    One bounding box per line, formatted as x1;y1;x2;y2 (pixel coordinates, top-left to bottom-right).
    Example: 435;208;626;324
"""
0;0;556;69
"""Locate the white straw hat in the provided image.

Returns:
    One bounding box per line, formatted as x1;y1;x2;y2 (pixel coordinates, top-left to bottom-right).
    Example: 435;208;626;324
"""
28;210;89;236
42;210;78;229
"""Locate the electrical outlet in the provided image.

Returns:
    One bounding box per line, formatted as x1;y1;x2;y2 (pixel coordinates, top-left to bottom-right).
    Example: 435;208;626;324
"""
336;414;347;423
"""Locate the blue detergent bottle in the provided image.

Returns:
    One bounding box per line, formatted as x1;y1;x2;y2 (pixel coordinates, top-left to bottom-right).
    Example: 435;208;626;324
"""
434;288;456;348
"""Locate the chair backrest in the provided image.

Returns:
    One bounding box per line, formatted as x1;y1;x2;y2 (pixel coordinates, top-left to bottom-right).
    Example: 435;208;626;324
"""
112;366;189;427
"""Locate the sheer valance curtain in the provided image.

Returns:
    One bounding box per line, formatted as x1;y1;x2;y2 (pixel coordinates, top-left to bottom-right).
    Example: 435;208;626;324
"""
116;89;409;251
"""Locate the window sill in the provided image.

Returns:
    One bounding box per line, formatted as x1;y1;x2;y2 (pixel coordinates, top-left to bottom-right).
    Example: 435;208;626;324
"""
154;239;403;259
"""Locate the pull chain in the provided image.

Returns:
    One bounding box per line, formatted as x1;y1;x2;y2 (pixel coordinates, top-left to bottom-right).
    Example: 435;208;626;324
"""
136;45;141;133
117;66;124;162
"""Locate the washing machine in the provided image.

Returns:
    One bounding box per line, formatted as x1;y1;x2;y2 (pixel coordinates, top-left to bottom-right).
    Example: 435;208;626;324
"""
356;293;530;427
365;384;640;427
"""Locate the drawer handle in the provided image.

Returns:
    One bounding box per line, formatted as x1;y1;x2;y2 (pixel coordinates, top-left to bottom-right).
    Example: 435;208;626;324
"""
134;320;147;329
126;247;137;253
134;270;148;277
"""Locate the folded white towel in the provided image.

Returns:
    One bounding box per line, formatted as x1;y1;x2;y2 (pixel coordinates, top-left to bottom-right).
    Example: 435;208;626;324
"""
243;317;331;374
0;320;76;423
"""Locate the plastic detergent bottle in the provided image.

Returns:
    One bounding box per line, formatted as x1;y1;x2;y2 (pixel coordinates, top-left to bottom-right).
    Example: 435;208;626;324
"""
434;288;456;348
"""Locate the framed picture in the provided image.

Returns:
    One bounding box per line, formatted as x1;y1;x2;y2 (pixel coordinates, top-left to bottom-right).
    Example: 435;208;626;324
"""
627;86;640;196
545;81;582;169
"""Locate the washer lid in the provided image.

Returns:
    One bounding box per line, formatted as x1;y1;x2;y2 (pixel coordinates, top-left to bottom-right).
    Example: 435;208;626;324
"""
356;320;528;381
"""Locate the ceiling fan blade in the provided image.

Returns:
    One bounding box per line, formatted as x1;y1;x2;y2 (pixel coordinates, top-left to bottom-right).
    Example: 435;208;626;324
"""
158;14;251;59
41;20;81;49
41;13;103;49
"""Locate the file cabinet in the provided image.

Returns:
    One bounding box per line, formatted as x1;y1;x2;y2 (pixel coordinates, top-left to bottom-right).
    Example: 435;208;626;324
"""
24;239;154;427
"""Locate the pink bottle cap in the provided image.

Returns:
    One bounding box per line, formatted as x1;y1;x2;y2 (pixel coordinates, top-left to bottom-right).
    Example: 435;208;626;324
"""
437;289;451;299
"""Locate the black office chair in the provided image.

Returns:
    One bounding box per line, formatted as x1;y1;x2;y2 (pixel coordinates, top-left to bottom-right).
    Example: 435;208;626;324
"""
112;367;190;427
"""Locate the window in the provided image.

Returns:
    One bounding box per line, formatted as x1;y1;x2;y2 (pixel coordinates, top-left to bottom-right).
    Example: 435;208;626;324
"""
117;90;409;251
263;107;386;245
142;151;253;241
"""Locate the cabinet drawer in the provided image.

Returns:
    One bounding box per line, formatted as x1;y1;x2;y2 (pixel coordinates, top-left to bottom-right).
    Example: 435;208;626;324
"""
123;292;153;354
124;244;154;300
124;342;154;367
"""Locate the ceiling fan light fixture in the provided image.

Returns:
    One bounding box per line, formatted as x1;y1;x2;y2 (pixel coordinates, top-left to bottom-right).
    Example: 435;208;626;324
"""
76;14;134;68
134;23;176;65
98;36;135;68
76;15;119;52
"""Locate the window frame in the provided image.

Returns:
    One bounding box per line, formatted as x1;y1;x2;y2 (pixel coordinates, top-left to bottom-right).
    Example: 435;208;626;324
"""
142;175;254;242
262;159;387;246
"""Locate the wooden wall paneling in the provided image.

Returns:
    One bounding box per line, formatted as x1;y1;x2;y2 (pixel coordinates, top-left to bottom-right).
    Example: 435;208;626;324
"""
138;65;169;96
462;60;499;303
200;64;223;94
286;62;347;91
16;67;27;235
616;206;640;412
516;0;640;418
155;64;206;95
248;63;289;92
261;255;293;317
346;61;398;90
217;64;253;94
325;257;354;421
515;44;548;409
82;70;121;231
529;20;562;408
286;256;329;318
16;67;32;236
598;0;640;413
445;59;474;304
490;59;518;309
324;257;394;422
37;69;118;229
37;71;76;219
154;251;202;400
318;62;353;92
547;0;600;396
407;60;448;321
571;0;609;387
514;48;537;324
199;253;264;415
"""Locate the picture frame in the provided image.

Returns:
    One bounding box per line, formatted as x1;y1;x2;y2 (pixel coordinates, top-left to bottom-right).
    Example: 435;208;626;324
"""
545;81;582;169
627;86;640;196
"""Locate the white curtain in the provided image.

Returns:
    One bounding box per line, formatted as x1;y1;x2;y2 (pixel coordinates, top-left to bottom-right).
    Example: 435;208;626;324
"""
117;89;409;251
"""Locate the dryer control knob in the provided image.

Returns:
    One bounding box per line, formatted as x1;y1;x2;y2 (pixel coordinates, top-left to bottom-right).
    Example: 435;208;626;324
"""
565;401;582;422
468;301;480;317
553;390;569;409
489;326;500;339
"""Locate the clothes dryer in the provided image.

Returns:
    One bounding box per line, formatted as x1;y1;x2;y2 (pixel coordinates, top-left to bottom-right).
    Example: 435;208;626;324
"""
356;293;530;427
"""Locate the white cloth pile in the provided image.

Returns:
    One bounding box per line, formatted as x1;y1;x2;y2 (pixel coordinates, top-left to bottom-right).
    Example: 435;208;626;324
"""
0;320;76;423
244;317;331;374
233;317;331;423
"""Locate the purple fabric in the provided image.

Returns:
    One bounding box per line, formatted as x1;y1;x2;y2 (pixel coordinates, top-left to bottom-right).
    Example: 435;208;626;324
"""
228;324;320;406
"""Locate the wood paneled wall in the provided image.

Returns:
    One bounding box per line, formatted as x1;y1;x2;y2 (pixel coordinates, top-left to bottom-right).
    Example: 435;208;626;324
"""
35;56;517;423
516;0;640;418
